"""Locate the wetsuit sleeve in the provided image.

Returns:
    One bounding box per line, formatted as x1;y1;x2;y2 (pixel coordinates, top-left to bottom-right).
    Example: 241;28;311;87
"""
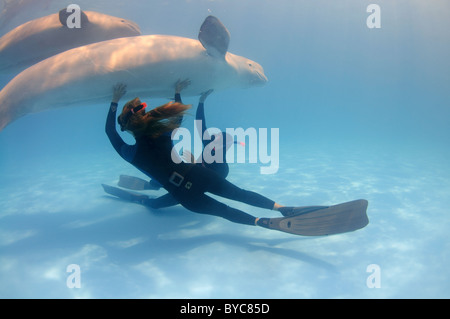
196;101;209;146
105;102;136;162
173;93;183;126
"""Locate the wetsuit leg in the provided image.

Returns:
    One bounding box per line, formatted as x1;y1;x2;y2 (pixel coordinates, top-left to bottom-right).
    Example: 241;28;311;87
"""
145;193;179;209
188;166;275;210
207;177;275;210
181;193;256;226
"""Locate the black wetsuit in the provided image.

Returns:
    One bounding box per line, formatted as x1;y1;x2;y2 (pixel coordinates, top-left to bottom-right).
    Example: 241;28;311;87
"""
106;101;275;226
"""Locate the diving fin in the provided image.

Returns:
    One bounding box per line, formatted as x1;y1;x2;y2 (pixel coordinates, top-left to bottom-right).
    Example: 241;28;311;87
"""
279;205;329;217
263;200;369;236
102;184;150;204
118;175;161;191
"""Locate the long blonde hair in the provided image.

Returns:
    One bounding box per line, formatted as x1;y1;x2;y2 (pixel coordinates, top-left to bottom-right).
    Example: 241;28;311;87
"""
118;97;191;139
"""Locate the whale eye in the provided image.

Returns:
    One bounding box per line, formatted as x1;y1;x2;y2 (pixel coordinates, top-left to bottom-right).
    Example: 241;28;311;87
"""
248;63;253;67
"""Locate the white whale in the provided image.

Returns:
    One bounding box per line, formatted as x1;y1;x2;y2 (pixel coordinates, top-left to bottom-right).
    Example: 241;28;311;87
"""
0;16;267;131
0;8;141;75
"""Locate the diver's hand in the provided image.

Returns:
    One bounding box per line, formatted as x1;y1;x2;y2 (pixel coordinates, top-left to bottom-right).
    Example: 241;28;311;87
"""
112;83;127;104
199;89;214;103
175;79;191;94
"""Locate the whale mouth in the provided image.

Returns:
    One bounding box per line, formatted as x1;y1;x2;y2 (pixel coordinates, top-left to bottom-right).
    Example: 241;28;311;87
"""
254;71;268;85
126;21;141;35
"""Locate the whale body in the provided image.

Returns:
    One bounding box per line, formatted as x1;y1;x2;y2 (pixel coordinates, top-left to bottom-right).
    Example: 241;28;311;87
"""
0;16;267;131
0;8;141;75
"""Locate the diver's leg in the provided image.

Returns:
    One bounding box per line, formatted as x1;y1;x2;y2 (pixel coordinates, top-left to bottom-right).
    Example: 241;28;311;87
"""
182;194;257;226
208;178;276;210
144;193;179;209
192;166;275;210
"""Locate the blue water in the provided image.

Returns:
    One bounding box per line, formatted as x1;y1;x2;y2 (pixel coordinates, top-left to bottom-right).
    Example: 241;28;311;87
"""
1;0;449;299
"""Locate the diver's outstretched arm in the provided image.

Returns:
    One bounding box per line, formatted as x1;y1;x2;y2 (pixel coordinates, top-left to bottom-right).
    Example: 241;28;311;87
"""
196;89;214;144
173;79;191;125
106;83;136;161
106;84;127;151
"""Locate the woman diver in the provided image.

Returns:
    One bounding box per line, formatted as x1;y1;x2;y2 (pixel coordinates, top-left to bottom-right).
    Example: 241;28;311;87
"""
104;83;369;236
105;82;297;229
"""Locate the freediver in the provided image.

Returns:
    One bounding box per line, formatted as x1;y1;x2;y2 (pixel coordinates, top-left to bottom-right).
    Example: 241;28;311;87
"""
105;82;293;228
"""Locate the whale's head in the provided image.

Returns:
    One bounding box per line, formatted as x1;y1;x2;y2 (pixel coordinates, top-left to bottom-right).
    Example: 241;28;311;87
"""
229;55;268;88
197;16;267;89
114;18;141;37
245;59;268;87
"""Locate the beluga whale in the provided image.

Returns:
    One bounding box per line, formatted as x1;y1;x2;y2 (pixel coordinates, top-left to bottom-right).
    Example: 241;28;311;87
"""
0;7;141;75
0;16;267;132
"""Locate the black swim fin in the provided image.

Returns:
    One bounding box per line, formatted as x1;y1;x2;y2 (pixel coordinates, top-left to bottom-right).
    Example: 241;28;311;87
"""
102;184;150;204
118;175;161;191
261;199;369;236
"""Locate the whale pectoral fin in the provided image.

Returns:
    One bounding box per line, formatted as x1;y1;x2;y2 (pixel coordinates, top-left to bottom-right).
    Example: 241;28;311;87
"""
58;7;89;28
198;15;230;59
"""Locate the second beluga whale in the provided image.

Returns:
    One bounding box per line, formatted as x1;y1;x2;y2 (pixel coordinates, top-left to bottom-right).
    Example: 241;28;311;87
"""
0;7;141;75
0;16;267;131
